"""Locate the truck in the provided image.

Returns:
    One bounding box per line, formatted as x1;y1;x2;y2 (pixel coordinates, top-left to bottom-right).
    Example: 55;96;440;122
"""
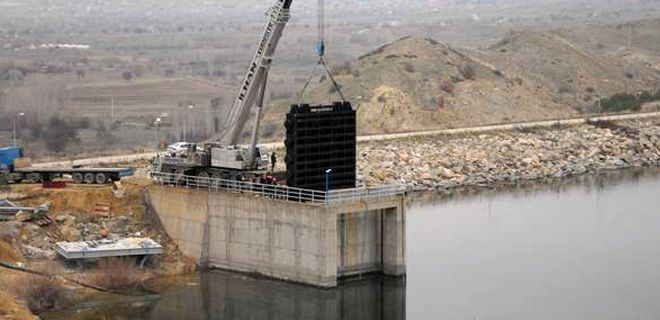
152;143;270;181
151;0;293;182
0;146;134;185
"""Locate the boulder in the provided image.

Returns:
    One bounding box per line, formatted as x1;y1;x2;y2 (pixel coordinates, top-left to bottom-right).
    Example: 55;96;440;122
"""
21;245;56;260
0;221;22;241
15;211;31;222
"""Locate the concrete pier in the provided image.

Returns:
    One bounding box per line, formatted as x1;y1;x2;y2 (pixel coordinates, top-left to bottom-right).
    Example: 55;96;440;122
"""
147;184;406;287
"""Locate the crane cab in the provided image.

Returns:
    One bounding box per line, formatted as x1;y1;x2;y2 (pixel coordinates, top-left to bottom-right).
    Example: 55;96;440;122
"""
211;146;270;171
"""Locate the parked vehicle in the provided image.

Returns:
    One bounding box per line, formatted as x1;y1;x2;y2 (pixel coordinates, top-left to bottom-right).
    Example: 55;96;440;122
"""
0;146;133;185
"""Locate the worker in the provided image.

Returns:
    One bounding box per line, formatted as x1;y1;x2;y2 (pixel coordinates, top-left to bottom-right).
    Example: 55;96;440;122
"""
271;152;277;172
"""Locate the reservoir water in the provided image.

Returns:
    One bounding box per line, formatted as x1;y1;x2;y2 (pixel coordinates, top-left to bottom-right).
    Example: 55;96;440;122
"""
44;167;660;320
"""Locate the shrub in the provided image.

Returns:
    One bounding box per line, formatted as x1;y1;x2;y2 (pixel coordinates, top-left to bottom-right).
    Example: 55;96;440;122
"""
261;123;279;139
18;275;71;313
587;119;619;130
330;63;351;76
91;258;142;290
328;84;343;95
558;85;572;94
0;240;19;263
600;89;660;112
439;80;454;94
459;62;475;80
401;62;415;73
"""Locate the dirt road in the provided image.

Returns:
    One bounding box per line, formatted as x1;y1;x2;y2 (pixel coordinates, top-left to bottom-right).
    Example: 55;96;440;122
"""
33;111;660;168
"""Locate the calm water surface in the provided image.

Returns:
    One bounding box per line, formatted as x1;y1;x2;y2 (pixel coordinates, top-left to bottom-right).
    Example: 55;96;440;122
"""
45;168;660;320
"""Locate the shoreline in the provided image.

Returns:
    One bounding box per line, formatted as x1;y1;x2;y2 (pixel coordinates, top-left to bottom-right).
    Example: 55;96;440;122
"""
358;119;660;192
405;166;660;205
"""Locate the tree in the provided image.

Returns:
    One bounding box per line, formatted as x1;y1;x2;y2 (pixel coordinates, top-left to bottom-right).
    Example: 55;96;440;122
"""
6;68;24;86
133;65;144;78
122;71;133;81
95;121;117;145
43;116;79;153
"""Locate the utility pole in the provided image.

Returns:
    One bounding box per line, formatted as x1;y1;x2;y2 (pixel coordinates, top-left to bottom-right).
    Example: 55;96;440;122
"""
188;104;195;141
155;118;161;143
627;23;633;50
12;112;25;146
111;96;116;121
181;110;186;142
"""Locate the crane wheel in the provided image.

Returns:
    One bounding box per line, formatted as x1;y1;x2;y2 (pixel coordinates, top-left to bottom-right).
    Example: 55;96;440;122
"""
73;173;84;184
95;173;108;184
26;173;43;184
83;173;95;184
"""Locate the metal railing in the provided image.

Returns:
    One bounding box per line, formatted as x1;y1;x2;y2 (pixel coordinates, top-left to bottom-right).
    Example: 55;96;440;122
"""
150;171;404;205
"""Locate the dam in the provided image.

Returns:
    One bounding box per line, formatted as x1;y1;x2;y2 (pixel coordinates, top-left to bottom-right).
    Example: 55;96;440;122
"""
147;172;406;288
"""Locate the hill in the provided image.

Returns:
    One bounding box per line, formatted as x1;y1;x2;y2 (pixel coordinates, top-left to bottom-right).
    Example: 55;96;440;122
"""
261;21;660;137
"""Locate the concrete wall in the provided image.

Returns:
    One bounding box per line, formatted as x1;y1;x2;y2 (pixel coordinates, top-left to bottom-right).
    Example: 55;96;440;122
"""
330;197;407;278
205;190;337;287
147;186;208;261
337;211;382;276
148;185;405;287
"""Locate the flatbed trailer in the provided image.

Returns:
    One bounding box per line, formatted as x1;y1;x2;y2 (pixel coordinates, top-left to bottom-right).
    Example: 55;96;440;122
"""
0;146;134;185
11;167;133;184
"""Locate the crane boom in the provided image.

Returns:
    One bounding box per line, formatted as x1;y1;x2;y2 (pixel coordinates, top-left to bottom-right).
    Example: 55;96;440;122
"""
210;0;293;146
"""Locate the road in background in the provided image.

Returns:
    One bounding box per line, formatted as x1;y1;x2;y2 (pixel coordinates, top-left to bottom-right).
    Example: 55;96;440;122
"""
34;111;660;168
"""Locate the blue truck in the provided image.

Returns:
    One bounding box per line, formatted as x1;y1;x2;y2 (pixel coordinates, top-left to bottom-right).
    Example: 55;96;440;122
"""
0;146;133;185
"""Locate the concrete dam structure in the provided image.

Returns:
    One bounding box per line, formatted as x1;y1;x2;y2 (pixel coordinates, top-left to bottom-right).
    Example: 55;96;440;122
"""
147;182;406;287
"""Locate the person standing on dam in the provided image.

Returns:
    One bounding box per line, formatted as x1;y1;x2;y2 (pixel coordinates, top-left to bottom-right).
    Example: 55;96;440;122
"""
271;152;277;172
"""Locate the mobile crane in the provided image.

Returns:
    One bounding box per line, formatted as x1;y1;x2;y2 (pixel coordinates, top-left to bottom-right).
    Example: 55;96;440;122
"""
152;0;293;181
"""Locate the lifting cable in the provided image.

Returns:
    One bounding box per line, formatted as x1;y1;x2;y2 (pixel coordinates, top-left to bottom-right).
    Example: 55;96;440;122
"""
298;0;346;104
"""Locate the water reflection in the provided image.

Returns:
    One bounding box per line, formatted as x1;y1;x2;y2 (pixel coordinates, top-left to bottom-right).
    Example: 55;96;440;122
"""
406;167;660;320
43;272;406;320
408;167;660;207
43;167;660;320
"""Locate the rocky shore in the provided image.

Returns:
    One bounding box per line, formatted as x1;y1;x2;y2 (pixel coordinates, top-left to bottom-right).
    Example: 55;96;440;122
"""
358;119;660;191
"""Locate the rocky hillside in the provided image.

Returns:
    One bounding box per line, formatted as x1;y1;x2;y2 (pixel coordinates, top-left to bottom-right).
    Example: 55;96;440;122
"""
262;20;660;137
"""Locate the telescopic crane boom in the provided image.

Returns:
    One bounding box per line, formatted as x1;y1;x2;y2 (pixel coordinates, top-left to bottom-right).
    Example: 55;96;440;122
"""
209;0;293;161
153;0;294;179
